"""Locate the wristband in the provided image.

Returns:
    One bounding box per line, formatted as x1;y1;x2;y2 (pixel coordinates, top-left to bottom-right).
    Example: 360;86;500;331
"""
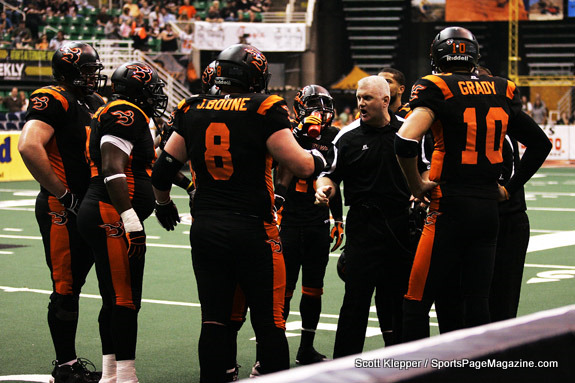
104;173;127;184
394;133;419;158
57;189;69;200
120;208;143;232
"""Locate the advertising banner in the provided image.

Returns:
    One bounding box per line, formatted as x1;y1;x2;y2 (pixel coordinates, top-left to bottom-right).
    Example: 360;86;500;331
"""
193;21;306;52
0;132;33;181
0;49;53;82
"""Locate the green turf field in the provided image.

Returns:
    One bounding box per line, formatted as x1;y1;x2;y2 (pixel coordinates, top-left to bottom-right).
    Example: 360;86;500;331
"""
1;167;574;382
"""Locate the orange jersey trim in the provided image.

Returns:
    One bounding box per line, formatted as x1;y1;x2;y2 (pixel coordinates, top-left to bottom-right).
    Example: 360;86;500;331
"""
99;201;136;310
506;80;516;100
31;88;69;111
48;196;73;295
423;75;454;100
257;95;283;115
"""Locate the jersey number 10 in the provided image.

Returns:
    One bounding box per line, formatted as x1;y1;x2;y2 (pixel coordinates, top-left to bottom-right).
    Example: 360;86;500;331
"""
462;107;508;165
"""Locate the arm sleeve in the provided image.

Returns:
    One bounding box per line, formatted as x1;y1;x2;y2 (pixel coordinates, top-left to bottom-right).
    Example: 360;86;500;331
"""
329;185;343;221
505;111;552;195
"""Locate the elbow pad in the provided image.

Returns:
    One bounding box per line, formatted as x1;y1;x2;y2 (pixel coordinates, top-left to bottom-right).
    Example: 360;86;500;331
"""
152;151;185;191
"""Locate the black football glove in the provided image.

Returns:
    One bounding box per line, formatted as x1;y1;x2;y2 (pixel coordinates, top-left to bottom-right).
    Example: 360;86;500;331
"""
58;190;80;215
126;230;146;259
330;220;344;251
155;200;181;231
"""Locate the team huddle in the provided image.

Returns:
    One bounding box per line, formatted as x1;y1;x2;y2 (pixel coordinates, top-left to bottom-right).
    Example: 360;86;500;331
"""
18;26;551;383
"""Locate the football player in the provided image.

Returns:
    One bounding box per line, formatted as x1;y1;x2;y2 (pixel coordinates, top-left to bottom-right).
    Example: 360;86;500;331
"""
18;42;106;383
274;85;343;365
151;44;327;382
395;26;551;341
77;61;168;383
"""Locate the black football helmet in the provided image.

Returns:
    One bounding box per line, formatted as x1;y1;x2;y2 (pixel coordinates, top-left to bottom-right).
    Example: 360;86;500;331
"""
214;44;270;93
111;61;168;118
430;26;480;73
52;42;106;94
201;60;219;95
293;85;334;129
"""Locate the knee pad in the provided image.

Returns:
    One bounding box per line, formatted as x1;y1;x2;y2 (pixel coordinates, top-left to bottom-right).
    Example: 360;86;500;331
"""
302;286;323;298
48;293;79;321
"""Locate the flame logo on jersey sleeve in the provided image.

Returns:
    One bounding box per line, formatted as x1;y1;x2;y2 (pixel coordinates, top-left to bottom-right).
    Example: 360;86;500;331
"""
111;110;135;126
126;64;153;83
31;96;49;110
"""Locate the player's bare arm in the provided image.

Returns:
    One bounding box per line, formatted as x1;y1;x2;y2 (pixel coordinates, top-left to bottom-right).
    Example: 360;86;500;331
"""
267;129;319;179
395;107;438;200
18;120;68;198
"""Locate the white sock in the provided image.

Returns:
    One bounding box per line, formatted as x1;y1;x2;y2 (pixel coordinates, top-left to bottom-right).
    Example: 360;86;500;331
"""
116;360;138;383
99;354;117;383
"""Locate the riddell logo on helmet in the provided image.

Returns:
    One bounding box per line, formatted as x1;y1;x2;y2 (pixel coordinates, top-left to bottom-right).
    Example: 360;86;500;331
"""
446;55;470;61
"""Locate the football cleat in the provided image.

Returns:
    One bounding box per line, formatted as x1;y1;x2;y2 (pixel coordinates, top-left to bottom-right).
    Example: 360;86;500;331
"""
225;364;240;382
295;347;328;365
249;361;261;378
50;358;102;383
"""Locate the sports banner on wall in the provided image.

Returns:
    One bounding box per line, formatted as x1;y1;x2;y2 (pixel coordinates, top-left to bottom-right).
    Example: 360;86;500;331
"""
0;49;53;81
0;132;33;182
192;21;307;52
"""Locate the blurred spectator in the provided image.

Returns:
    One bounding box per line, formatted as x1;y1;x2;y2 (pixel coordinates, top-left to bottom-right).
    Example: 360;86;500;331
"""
120;6;133;24
521;95;532;117
35;33;50;50
105;16;121;39
131;14;149;51
1;11;14;36
179;23;194;54
531;93;548;125
140;0;153;18
148;19;162;39
178;0;197;20
149;5;165;28
222;0;238;21
556;111;570;125
96;6;112;28
120;19;132;39
12;21;33;49
159;23;179;52
237;0;255;22
123;0;141;18
2;87;24;112
48;30;66;50
206;0;224;22
19;90;29;112
338;106;352;126
161;6;177;25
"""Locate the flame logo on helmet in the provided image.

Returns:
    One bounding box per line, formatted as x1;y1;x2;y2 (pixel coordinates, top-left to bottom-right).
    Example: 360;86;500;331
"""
202;64;215;88
60;47;82;64
126;64;153;83
245;48;267;74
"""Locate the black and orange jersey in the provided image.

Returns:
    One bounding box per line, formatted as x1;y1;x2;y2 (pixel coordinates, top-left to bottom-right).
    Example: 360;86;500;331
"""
281;122;339;226
409;72;522;199
172;93;291;222
25;85;104;198
85;100;156;216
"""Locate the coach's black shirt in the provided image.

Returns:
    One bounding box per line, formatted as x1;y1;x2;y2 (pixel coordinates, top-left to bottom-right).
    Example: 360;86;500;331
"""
322;112;410;213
